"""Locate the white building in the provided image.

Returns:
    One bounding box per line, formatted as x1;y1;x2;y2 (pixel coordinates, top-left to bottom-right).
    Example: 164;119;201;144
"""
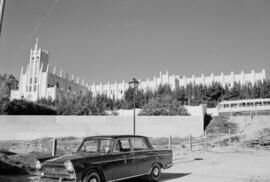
10;39;90;102
11;39;267;102
90;69;266;100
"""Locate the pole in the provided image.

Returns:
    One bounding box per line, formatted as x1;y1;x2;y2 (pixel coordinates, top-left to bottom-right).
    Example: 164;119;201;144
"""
168;136;172;150
52;138;57;157
229;128;231;143
204;131;207;149
133;89;136;135
0;0;5;36
218;129;220;147
189;134;192;151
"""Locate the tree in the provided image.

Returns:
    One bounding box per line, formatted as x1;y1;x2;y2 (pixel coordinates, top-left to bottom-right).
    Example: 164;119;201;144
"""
0;74;18;98
37;97;55;107
3;99;56;115
202;82;224;107
173;87;187;105
251;82;261;98
240;83;252;99
260;80;270;98
123;87;144;109
223;82;241;100
140;95;189;116
0;74;18;114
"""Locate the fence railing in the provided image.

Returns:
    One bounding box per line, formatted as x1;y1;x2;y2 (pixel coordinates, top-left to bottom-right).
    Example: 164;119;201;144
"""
48;129;239;157
150;128;239;152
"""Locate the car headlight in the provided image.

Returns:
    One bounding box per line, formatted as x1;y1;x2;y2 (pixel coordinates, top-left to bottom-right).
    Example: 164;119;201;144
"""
35;160;42;170
64;160;74;173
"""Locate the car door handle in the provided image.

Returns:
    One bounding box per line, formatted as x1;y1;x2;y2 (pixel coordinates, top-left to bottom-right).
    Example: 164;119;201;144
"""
121;155;127;164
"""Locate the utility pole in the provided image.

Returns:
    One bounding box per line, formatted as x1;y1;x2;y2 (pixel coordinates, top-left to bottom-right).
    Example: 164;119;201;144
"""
0;0;6;36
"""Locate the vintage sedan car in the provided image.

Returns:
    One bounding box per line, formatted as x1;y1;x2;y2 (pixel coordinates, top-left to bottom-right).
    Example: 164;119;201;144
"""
35;135;173;182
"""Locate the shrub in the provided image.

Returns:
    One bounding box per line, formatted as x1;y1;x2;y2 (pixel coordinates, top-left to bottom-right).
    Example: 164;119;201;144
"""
3;99;56;115
140;95;189;116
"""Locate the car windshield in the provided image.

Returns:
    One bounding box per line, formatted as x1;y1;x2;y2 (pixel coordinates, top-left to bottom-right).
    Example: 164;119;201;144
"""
78;139;114;153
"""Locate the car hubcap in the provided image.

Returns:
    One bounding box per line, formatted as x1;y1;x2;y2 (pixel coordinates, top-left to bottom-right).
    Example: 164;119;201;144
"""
153;167;159;176
90;178;97;182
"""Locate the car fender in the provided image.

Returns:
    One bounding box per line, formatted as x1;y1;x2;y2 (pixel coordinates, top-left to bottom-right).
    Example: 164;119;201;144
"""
82;166;106;181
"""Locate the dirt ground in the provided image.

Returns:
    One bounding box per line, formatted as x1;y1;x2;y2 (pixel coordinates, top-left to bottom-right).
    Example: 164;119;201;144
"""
166;148;270;182
1;146;270;182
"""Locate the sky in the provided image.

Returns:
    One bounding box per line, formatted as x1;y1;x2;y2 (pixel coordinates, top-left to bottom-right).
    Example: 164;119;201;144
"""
0;0;269;83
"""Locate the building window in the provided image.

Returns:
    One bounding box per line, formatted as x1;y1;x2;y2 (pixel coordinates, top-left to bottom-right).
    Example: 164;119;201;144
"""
35;77;37;83
263;101;270;106
30;78;32;84
239;103;246;107
34;86;37;91
68;86;71;91
56;82;59;88
255;102;262;106
231;103;237;108
29;86;32;92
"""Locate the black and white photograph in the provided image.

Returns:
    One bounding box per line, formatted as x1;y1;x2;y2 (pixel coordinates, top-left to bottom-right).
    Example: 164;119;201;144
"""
0;0;270;181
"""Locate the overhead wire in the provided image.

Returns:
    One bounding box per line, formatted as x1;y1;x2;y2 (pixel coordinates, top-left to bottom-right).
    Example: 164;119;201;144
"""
30;0;60;38
10;0;60;70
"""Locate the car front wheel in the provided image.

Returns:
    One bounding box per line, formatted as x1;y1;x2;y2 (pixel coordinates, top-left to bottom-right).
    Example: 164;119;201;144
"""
83;170;102;182
148;164;161;182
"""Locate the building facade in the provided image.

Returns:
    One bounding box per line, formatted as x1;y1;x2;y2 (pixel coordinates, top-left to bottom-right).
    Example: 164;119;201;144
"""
10;39;90;102
11;39;267;102
90;69;266;99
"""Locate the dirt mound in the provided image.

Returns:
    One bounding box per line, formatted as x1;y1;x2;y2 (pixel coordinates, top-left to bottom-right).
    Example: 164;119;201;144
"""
236;117;270;141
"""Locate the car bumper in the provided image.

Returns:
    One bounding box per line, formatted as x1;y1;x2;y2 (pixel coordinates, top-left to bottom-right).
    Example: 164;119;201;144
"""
164;162;173;169
36;176;81;182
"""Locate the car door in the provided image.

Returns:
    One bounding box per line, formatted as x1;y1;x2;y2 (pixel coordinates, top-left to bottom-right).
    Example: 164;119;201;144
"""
131;137;153;175
111;138;136;180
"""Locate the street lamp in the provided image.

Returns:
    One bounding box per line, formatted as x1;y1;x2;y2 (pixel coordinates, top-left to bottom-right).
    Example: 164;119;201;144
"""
129;78;139;135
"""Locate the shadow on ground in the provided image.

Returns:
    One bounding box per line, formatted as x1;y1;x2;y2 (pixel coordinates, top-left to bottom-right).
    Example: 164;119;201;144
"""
0;160;28;176
0;172;190;182
123;173;190;182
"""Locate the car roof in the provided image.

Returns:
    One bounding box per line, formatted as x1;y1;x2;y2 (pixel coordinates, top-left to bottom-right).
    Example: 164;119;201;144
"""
83;135;148;140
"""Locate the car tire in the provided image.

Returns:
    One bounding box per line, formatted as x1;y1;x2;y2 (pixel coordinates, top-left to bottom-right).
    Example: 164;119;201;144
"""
83;170;102;182
148;164;161;182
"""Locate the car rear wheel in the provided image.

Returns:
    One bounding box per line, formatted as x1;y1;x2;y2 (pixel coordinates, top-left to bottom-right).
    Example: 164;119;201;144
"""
148;164;161;182
83;170;102;182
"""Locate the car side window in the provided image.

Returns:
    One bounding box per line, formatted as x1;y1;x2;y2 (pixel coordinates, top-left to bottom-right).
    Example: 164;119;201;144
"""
99;139;113;153
114;139;131;153
131;138;149;151
82;140;98;152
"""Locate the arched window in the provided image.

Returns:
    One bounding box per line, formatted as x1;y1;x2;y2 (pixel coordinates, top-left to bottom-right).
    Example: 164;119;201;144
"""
56;82;59;88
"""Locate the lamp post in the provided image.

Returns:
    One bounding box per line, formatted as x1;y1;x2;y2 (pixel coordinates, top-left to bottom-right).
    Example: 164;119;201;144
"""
129;78;139;135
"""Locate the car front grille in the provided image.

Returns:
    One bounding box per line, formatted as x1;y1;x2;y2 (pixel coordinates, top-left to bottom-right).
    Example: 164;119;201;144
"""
41;165;74;180
43;166;67;174
43;172;71;179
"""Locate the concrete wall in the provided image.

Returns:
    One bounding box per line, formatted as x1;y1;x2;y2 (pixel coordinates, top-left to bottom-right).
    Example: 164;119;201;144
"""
0;115;204;141
111;105;206;116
